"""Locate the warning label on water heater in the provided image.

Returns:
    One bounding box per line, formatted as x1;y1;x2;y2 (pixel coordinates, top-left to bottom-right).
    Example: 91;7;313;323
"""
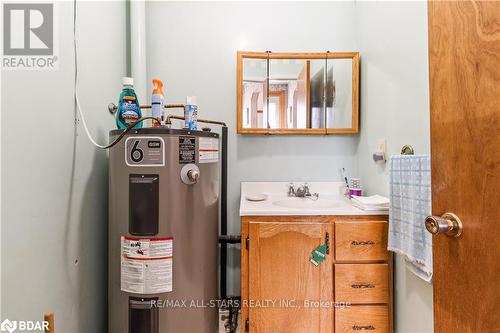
121;236;173;294
199;137;219;163
178;136;196;164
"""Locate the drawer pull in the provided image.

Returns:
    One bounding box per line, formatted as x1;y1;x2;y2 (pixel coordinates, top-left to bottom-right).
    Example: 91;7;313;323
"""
352;325;375;331
351;283;375;289
351;240;375;246
325;232;330;254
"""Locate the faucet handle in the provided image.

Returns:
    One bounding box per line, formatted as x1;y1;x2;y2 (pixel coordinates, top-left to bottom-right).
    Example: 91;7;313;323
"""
302;182;311;194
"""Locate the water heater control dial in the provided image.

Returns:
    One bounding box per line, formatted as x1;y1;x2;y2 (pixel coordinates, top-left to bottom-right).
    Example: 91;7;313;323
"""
188;169;199;182
180;164;200;185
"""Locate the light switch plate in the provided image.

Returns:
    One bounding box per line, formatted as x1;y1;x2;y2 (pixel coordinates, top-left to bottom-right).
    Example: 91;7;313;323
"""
373;139;387;163
376;139;386;153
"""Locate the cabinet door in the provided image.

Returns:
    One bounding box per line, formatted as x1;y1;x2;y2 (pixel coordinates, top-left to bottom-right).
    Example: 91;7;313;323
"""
248;222;333;333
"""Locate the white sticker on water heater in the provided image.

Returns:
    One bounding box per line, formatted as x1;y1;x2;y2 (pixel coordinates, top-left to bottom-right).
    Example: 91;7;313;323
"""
199;137;219;163
125;137;165;167
120;236;173;294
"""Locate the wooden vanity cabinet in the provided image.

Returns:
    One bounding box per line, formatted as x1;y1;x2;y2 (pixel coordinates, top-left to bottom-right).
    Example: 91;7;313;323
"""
241;215;392;333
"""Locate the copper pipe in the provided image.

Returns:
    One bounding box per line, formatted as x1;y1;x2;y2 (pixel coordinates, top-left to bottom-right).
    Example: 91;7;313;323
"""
108;103;185;113
164;104;185;109
138;103;185;109
166;114;227;127
107;102;227;126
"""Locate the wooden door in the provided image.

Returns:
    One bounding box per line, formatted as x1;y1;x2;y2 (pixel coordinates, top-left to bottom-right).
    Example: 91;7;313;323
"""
248;221;333;332
269;91;287;128
428;1;500;332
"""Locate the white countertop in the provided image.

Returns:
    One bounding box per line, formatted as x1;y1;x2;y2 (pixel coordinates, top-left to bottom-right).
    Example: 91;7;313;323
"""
239;182;388;216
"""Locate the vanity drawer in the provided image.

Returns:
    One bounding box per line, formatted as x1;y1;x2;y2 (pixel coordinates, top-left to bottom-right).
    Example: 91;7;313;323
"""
335;305;389;333
335;221;388;261
335;264;389;304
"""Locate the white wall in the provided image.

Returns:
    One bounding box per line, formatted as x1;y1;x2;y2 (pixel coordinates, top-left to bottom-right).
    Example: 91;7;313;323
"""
145;1;360;296
355;2;434;332
1;2;127;331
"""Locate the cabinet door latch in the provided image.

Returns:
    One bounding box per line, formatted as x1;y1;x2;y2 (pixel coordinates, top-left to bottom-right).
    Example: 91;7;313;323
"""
245;236;250;250
245;318;249;332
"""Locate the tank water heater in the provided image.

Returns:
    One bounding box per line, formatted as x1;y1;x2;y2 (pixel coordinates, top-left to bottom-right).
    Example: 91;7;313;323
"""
108;128;220;332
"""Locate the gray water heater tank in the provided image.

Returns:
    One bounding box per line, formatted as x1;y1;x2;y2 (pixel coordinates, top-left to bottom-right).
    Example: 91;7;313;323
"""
108;128;220;333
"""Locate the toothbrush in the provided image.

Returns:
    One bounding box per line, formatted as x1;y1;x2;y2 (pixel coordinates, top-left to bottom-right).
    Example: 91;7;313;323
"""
341;168;351;199
341;168;350;189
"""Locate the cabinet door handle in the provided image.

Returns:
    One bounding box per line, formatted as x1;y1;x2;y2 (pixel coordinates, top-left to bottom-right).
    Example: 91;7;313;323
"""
351;283;375;289
352;325;375;331
351;240;375;246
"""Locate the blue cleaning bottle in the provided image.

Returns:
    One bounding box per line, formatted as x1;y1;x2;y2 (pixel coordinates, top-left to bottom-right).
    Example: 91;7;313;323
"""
184;96;198;130
116;77;142;129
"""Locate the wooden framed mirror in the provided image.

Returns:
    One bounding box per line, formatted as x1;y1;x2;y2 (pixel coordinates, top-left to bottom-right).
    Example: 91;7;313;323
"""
237;51;359;135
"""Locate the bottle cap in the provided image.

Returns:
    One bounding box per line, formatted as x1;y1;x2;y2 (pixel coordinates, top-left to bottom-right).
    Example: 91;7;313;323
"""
122;77;134;86
186;96;197;105
152;79;163;95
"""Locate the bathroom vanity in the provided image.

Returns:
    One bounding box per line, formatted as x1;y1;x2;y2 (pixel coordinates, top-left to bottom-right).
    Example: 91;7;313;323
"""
240;182;392;333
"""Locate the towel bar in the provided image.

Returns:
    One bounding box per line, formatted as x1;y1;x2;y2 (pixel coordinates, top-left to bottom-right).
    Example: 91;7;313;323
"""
401;145;415;155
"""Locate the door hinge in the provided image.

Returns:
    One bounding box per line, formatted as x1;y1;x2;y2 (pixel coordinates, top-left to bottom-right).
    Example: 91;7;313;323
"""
245;236;250;250
245;318;249;332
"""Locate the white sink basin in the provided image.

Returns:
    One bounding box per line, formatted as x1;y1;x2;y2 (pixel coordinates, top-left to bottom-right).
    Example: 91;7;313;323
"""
272;197;340;210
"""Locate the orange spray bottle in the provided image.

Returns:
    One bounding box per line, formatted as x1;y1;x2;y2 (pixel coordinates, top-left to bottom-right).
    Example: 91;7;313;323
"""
151;79;164;127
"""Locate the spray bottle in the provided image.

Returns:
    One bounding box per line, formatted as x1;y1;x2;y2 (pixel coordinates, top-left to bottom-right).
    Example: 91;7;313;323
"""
151;79;164;127
184;96;198;130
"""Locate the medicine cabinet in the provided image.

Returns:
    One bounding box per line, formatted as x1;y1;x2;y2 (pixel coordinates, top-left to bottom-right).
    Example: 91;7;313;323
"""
237;51;360;135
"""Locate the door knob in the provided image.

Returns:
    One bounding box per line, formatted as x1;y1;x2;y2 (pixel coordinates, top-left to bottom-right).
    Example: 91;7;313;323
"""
425;212;463;237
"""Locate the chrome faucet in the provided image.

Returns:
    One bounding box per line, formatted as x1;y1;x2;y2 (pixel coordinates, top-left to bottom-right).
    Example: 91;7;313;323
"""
287;182;319;200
